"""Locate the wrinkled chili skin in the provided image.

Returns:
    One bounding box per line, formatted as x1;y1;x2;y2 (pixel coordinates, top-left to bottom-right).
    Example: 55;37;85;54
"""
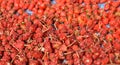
0;0;120;65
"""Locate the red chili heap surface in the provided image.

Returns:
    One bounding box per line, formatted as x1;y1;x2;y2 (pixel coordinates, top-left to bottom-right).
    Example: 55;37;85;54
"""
0;0;120;65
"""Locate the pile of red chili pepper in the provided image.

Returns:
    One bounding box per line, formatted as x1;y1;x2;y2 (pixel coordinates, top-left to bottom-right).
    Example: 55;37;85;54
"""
0;0;120;65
